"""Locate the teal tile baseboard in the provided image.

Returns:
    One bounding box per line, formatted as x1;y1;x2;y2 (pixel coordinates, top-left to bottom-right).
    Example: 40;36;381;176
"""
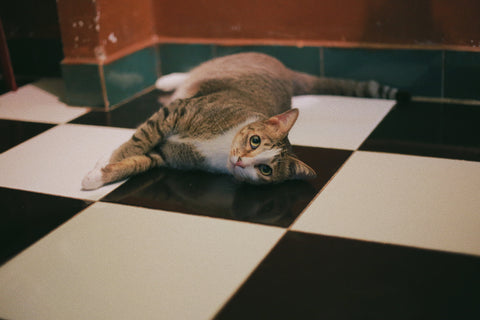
61;63;105;107
215;45;321;76
62;46;159;109
323;48;443;97
104;46;159;107
445;51;480;101
159;44;214;75
157;44;321;76
61;43;479;108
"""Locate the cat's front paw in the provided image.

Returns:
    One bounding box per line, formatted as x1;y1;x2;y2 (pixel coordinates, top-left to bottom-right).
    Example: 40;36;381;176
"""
94;153;111;169
81;168;105;190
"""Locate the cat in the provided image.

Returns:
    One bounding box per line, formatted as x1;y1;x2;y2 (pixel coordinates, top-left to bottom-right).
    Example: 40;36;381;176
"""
82;52;406;190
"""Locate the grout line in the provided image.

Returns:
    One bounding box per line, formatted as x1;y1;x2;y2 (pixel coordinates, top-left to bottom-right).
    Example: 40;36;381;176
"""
154;44;162;77
319;47;325;77
211;45;218;58
441;50;446;99
211;228;288;319
287;150;355;231
412;96;480;106
98;64;109;111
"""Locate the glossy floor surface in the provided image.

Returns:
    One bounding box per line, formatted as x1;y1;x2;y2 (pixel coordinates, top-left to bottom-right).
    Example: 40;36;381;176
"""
0;80;479;320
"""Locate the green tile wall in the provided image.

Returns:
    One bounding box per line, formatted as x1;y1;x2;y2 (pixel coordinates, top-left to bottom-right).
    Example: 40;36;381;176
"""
104;46;159;106
61;43;480;108
62;46;159;108
61;63;104;107
444;51;480;100
159;44;214;75
323;48;443;97
215;45;321;75
157;44;322;75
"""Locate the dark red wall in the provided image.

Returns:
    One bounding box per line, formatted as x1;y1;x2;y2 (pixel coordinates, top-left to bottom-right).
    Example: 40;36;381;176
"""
154;0;480;50
9;0;478;64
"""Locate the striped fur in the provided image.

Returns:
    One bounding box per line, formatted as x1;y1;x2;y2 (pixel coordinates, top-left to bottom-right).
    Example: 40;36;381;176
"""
82;52;404;189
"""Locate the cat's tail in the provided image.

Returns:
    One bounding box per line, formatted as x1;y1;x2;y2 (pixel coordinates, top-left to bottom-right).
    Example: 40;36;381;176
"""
291;71;410;102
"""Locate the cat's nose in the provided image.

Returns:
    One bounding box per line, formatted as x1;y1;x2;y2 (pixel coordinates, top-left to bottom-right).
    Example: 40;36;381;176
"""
235;157;246;168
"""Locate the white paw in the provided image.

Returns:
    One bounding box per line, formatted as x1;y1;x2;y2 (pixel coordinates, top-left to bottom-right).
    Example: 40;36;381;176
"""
155;73;189;91
94;153;111;169
81;168;105;190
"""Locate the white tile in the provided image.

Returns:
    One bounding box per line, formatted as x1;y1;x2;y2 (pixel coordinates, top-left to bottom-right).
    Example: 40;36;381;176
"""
0;202;284;320
0;124;135;201
293;151;480;256
290;95;395;150
0;79;90;124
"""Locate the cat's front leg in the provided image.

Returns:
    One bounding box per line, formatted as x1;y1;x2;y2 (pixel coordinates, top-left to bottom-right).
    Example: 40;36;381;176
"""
82;152;165;190
81;166;106;190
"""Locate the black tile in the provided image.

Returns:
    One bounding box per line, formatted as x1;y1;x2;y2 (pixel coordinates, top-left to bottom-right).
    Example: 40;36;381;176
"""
0;119;54;153
0;188;92;265
215;231;480;320
70;89;165;128
361;101;480;161
102;146;352;227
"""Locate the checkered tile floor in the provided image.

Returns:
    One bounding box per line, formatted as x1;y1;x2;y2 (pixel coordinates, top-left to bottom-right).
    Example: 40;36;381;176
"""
1;79;479;320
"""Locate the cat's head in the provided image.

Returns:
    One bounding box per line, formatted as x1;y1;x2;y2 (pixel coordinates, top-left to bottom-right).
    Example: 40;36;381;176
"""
228;108;316;184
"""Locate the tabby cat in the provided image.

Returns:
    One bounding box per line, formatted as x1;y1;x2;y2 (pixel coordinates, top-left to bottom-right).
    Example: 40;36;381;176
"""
82;52;405;190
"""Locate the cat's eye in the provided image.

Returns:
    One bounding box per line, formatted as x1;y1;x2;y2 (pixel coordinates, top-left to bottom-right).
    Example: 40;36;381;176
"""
250;135;261;149
258;164;272;176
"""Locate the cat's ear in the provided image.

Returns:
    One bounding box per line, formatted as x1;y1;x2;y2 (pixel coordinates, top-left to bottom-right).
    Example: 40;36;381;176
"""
266;108;299;137
288;156;317;180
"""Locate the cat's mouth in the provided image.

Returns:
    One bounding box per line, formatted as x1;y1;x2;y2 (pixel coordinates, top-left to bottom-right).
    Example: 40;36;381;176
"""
228;156;262;183
228;156;248;180
227;157;242;173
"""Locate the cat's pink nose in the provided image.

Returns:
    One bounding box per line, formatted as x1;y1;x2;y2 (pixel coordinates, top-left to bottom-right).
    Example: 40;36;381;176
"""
235;157;246;168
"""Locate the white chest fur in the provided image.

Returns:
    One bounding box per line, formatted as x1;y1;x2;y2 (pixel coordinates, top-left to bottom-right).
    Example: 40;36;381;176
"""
168;119;255;173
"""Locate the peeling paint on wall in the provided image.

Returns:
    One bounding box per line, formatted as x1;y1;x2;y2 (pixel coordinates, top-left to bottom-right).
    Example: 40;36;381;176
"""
94;45;106;61
94;10;101;32
108;33;118;43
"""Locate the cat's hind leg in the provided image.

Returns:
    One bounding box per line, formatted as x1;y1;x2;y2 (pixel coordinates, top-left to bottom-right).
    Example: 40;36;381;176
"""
82;152;164;190
155;72;189;92
109;106;173;163
156;72;198;104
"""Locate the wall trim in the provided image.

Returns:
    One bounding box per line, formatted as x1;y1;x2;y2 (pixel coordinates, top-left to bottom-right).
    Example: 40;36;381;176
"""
61;36;159;66
155;37;480;53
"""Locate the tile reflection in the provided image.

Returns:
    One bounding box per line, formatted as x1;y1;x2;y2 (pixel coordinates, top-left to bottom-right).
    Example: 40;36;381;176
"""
103;168;316;227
